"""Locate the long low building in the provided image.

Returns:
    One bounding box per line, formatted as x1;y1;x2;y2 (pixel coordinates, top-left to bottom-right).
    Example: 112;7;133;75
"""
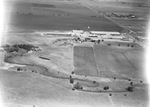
41;30;121;37
90;31;120;35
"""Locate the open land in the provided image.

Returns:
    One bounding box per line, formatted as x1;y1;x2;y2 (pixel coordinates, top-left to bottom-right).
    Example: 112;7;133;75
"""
0;0;149;107
7;0;122;32
0;31;148;107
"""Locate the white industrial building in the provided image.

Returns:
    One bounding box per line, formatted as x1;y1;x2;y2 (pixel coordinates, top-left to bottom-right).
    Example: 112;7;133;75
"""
90;31;120;35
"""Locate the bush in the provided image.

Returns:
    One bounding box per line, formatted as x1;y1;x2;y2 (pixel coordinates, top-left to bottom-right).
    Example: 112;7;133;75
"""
70;78;74;84
103;86;109;90
17;68;21;71
126;87;133;92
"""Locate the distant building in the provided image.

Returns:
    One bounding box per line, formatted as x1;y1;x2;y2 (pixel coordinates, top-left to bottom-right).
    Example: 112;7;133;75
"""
90;31;120;35
72;30;84;37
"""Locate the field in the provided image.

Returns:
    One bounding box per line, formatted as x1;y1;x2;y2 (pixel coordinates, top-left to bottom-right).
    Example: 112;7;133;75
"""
6;0;123;32
74;46;98;77
5;0;148;37
93;45;144;79
76;0;149;36
1;0;149;107
0;32;148;107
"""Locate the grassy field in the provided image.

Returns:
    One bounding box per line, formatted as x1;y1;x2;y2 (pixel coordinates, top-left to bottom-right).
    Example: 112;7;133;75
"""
6;0;123;32
73;44;147;106
1;70;114;107
73;44;145;79
1;32;148;107
5;0;149;35
2;0;149;107
93;45;145;79
73;46;98;77
76;0;149;36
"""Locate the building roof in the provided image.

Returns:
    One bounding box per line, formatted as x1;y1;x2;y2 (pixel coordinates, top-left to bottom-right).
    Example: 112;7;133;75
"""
91;31;120;34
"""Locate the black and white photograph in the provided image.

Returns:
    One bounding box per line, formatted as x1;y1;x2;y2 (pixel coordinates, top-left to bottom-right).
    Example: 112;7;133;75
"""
0;0;150;107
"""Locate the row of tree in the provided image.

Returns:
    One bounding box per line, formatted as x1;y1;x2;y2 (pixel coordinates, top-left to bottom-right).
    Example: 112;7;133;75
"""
2;44;40;53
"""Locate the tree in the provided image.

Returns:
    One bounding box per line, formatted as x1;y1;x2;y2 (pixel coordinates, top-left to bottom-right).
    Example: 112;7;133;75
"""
70;78;74;84
17;68;21;71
